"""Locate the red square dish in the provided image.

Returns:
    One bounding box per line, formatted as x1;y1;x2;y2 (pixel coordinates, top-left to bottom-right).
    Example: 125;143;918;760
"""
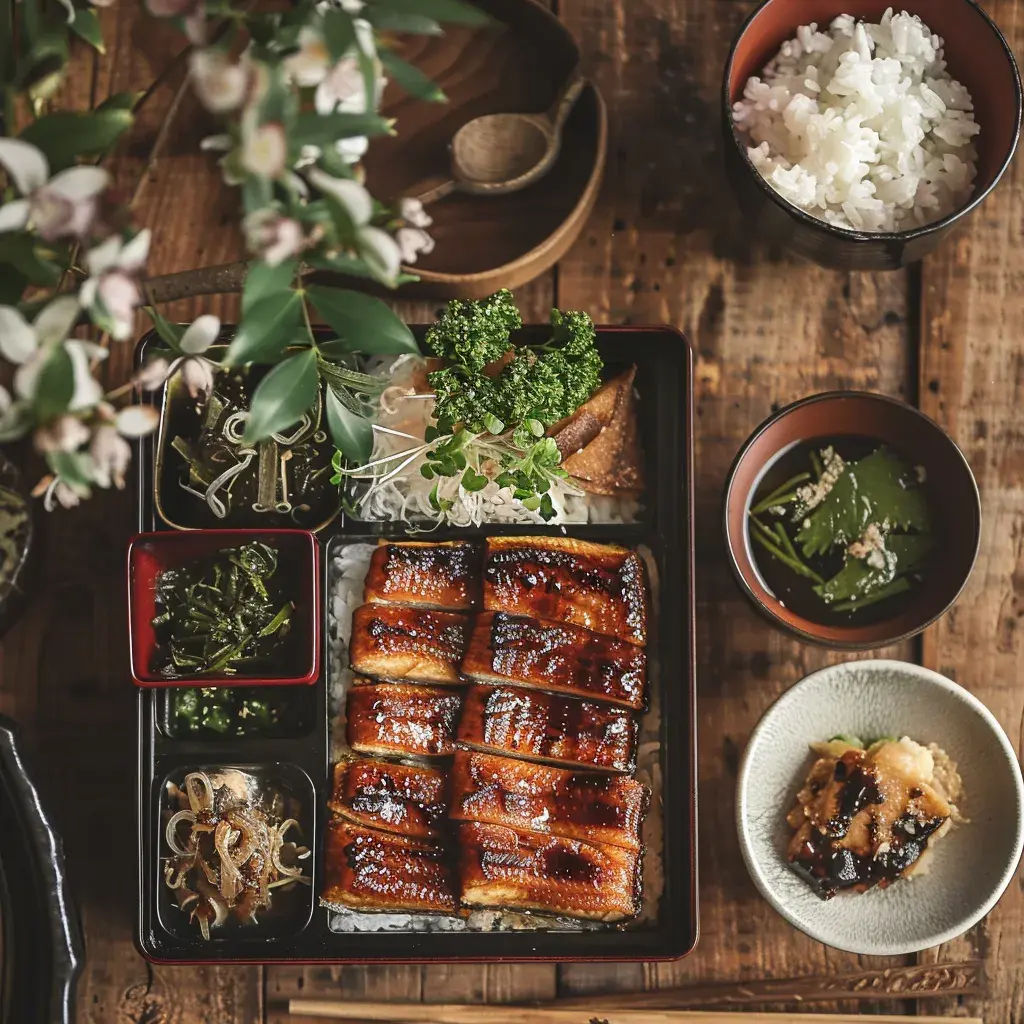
128;529;320;687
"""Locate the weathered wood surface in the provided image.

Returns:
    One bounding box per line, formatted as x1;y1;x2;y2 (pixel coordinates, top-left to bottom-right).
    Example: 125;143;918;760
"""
0;0;1020;1021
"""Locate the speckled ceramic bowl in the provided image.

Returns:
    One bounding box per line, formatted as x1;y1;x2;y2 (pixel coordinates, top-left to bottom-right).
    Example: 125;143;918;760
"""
737;660;1024;955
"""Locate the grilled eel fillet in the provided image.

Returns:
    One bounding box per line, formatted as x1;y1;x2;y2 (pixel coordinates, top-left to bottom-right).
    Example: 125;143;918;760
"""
483;536;648;645
457;684;637;773
364;540;481;611
322;819;457;914
346;682;462;758
349;603;468;685
457;821;640;922
329;759;448;840
462;611;646;710
449;751;647;851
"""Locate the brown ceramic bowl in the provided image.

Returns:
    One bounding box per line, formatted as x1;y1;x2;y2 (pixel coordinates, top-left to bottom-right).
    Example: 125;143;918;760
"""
723;392;981;648
723;0;1022;270
360;0;606;299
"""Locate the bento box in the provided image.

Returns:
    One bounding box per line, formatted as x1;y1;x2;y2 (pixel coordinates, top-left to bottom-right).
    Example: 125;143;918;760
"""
133;324;697;963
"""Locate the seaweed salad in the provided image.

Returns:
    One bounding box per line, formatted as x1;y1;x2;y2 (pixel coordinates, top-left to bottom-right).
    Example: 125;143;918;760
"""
747;438;932;622
151;542;294;677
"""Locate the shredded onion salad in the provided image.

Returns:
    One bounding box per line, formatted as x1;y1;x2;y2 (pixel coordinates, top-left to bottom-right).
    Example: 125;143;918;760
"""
338;355;598;529
164;770;311;939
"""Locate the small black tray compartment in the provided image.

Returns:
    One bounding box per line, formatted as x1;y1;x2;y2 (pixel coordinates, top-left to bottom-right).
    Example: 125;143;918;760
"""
135;326;697;963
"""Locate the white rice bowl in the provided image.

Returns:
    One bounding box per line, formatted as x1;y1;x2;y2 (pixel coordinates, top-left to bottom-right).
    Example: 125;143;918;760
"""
732;8;980;232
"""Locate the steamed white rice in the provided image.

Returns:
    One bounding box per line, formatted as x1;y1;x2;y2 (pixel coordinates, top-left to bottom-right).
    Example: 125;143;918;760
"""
733;9;980;232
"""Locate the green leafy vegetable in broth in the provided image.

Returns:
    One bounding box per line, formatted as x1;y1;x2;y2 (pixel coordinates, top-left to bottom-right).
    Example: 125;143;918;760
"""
748;443;932;617
152;542;294;677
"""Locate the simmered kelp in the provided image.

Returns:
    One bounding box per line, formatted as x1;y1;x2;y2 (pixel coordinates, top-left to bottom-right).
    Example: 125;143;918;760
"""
151;542;294;677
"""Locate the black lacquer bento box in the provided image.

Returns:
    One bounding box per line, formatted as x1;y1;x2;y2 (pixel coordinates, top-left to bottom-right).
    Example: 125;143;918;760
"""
132;325;698;963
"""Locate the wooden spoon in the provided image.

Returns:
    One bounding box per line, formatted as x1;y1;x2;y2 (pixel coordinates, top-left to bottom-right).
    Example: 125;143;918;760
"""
407;74;587;205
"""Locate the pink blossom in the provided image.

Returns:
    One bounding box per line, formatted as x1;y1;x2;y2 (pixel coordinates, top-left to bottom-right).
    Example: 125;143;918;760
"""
244;209;304;266
241;121;288;179
33;415;91;454
90;425;132;489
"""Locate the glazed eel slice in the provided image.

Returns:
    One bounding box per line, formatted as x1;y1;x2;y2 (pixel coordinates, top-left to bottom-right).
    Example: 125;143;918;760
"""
462;611;647;710
456;684;637;774
482;536;648;645
449;751;647;852
363;540;481;611
457;821;641;922
346;682;462;758
329;759;448;840
321;819;457;914
349;603;468;685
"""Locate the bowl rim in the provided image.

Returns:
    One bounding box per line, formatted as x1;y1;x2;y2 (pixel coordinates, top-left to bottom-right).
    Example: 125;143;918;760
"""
126;527;321;687
720;0;1024;244
736;658;1024;955
722;390;983;649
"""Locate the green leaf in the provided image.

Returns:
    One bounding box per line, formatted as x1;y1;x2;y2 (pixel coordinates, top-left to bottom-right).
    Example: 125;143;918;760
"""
815;534;933;608
20;108;132;172
368;10;442;34
0;233;62;287
97;90;141;112
292;110;393;147
15;31;68;93
35;345;74;420
47;449;94;490
146;307;185;352
375;0;493;27
241;258;299;319
242;348;319;444
461;467;488;492
379;50;446;103
305;252;378;282
226;288;303;365
69;7;105;53
324;383;373;464
321;8;356;59
307;286;418;355
796;449;931;558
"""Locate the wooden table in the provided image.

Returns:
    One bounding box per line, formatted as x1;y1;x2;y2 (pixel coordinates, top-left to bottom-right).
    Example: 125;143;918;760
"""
1;0;1021;1020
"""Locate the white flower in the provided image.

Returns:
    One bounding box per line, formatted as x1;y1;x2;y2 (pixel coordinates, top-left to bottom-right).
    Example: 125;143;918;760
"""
306;168;373;224
395;226;434;264
306;170;403;285
37;475;87;511
33;415;91;454
359;226;401;284
0;139;109;241
285;26;331;87
314;40;385;164
79;229;151;341
133;357;171;390
399;197;432;229
240;121;288;179
190;49;248;113
179;314;221;353
90;424;132;489
177;356;216;398
116;405;159;436
0;294;80;369
244;209;304;267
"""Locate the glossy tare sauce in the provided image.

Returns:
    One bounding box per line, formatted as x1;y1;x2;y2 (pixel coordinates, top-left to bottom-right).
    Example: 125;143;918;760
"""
789;748;948;899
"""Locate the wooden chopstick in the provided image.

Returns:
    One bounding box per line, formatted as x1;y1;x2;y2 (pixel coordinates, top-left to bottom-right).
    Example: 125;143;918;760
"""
544;961;983;1009
286;1002;981;1023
